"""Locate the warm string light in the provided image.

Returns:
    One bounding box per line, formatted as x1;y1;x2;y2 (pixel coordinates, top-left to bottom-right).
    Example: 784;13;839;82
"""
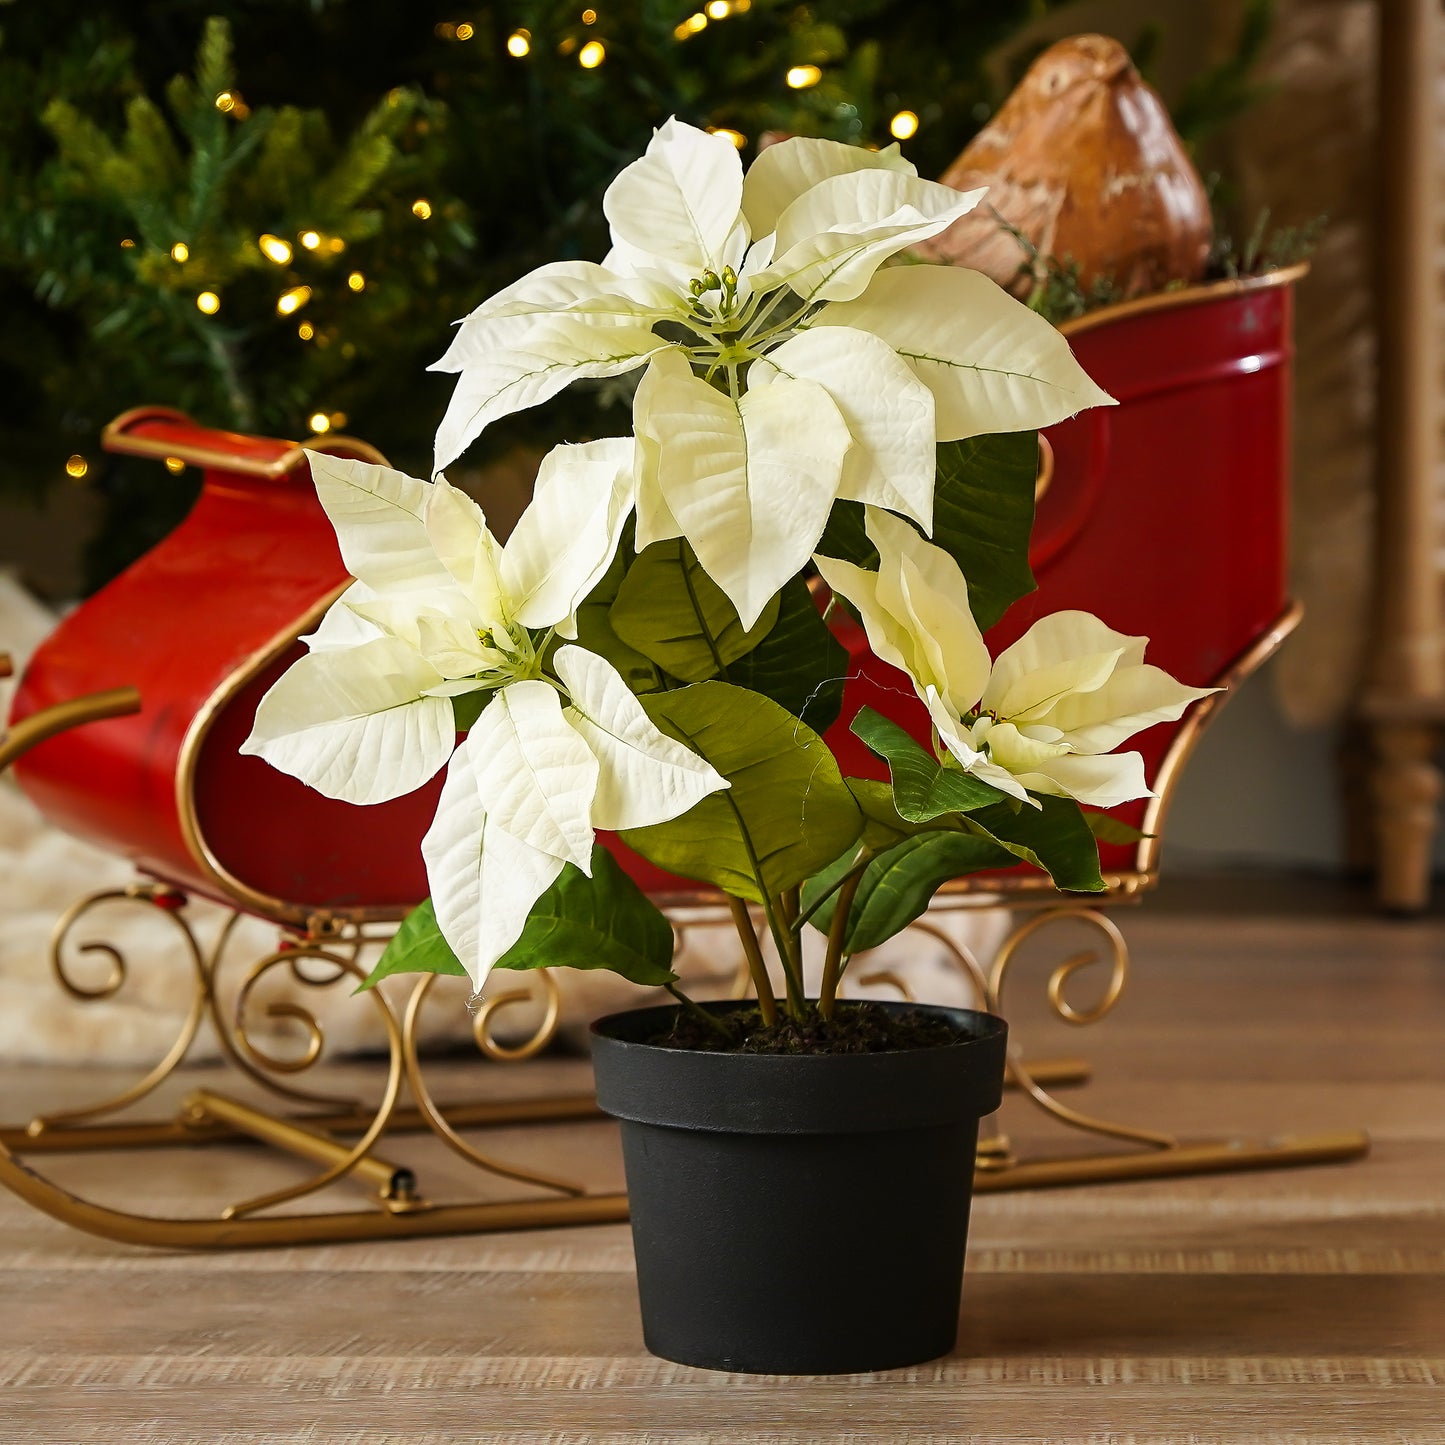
258;233;293;265
676;12;708;40
582;7;597;22
196;291;221;314
309;412;331;433
889;109;919;140
412;198;433;219
119;238;135;249
164;456;186;474
454;22;474;41
708;126;747;149
170;242;190;263
214;91;236;113
276;284;312;316
507;29;531;56
299;230;321;250
297;321;315;341
579;39;605;67
706;0;730;16
64;455;88;479
786;65;822;89
327;236;346;253
347;271;366;292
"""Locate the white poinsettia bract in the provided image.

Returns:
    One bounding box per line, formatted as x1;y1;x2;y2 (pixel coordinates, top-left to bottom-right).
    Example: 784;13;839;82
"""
242;449;727;986
432;118;1114;628
814;510;1216;808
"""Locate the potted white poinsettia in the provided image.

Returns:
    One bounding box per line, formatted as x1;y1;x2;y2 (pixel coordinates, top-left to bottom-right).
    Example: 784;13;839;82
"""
245;120;1208;1375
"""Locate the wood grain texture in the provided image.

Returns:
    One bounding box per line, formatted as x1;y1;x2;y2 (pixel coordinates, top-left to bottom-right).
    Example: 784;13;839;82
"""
3;887;1444;1443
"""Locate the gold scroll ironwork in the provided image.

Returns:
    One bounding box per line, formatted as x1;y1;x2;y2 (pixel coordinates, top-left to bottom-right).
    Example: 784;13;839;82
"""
0;606;1369;1247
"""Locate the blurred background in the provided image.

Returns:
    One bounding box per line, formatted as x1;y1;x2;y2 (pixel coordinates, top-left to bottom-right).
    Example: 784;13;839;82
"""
0;0;1401;886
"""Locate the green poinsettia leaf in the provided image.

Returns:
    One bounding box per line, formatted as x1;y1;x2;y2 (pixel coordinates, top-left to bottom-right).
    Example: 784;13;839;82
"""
727;574;849;731
816;435;1037;634
621;680;862;903
567;531;665;695
357;898;465;992
845;776;935;849
930;433;1039;631
451;691;493;733
357;847;678;993
1083;811;1150;845
610;538;779;683
964;795;1106;893
490;846;678;986
816;498;874;569
851;705;1008;819
806;830;1018;954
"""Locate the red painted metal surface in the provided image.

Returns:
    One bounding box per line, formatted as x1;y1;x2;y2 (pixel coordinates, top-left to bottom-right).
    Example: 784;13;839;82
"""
9;273;1297;917
826;274;1296;876
8;410;435;920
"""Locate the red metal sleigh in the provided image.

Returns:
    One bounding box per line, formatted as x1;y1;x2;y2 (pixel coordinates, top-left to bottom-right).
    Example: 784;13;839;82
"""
0;263;1367;1249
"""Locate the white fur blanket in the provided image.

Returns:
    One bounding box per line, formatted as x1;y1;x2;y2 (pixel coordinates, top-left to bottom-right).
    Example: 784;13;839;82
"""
0;573;1007;1066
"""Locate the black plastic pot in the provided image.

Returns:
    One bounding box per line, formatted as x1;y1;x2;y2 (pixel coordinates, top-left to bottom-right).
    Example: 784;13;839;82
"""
590;999;1008;1375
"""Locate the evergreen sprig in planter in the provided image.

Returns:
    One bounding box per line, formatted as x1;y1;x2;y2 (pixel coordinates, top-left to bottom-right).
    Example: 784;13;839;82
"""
245;120;1211;1373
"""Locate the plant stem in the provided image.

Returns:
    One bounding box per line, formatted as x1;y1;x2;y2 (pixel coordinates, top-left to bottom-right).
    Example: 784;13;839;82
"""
760;891;806;1020
665;982;734;1040
726;895;777;1027
793;851;873;933
818;869;862;1021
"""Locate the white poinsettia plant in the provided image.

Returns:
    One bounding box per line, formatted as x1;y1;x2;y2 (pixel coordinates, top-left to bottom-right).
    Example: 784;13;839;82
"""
245;120;1211;1032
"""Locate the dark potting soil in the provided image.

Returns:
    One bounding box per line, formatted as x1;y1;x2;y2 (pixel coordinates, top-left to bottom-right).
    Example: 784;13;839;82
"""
654;1000;971;1055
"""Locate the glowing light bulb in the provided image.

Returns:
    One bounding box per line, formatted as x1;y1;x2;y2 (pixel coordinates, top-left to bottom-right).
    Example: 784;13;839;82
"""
196;291;221;315
327;236;346;253
507;29;531;56
786;65;822;89
330;411;349;429
579;39;605;67
297;321;315;341
299;230;321;250
214;91;236;113
412;198;433;219
65;454;88;479
735;0;750;8
709;127;746;149
276;285;312;316
309;412;331;434
347;271;365;292
258;233;293;265
170;243;189;263
889;109;919;140
164;456;186;475
707;0;730;16
687;12;708;31
120;238;135;249
455;22;474;40
582;7;597;22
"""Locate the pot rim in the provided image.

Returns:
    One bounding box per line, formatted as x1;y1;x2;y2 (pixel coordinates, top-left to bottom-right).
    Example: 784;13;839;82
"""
590;999;1008;1135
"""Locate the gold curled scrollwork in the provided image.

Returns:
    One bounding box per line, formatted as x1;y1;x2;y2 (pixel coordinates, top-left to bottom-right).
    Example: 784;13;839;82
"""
988;906;1176;1151
471;969;563;1062
28;884;211;1136
219;942;405;1219
206;923;359;1110
400;974;583;1197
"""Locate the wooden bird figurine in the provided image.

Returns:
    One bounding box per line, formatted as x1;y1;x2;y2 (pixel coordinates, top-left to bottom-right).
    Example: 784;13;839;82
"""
914;34;1212;299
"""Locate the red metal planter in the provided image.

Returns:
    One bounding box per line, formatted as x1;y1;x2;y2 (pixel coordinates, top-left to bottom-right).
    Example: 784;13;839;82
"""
7;266;1304;921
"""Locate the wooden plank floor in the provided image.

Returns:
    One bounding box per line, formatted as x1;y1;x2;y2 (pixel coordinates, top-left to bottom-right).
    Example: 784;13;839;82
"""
2;883;1443;1442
